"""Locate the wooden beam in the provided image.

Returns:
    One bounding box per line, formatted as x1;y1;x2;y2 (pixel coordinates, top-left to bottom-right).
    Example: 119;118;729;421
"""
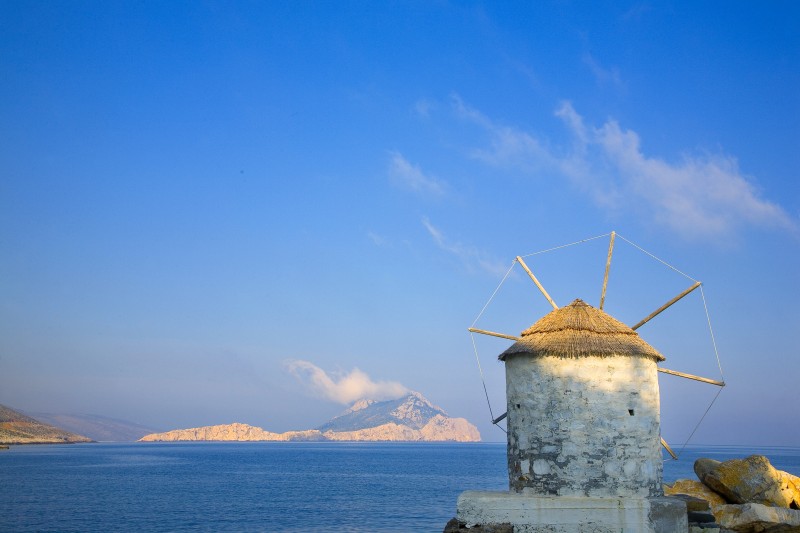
631;281;702;331
467;327;522;342
600;231;616;310
657;367;725;387
661;437;678;460
492;412;508;424
516;256;558;310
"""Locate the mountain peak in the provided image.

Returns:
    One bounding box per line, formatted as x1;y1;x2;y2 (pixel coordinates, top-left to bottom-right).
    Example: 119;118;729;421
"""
319;391;447;432
343;399;377;415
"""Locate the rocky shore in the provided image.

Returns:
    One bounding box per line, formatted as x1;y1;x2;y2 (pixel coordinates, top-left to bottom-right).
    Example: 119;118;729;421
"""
664;455;799;532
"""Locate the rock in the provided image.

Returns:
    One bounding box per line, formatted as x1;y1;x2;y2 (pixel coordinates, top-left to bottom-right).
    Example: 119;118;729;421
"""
694;455;800;508
323;422;419;441
443;518;513;533
715;503;800;532
695;458;723;480
665;478;728;507
789;473;800;504
419;414;482;442
139;423;326;442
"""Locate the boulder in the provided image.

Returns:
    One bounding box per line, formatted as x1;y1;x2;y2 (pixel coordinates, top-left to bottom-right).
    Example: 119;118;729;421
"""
443;518;512;532
789;473;800;504
666;478;728;507
694;455;800;509
715;503;800;532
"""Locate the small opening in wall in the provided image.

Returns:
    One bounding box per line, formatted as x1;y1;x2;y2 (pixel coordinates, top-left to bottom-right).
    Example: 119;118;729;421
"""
516;404;521;409
628;409;635;416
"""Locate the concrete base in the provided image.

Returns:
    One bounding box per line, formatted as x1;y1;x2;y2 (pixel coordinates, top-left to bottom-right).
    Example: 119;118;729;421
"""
457;491;687;533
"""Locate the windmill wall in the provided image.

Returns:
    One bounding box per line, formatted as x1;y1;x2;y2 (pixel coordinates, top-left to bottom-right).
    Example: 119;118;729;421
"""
505;353;663;497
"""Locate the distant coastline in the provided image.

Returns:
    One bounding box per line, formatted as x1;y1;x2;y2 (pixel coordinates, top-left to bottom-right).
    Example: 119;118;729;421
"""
140;392;481;443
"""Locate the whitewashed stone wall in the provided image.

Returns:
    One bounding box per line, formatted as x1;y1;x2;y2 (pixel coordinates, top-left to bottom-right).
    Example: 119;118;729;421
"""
505;354;663;497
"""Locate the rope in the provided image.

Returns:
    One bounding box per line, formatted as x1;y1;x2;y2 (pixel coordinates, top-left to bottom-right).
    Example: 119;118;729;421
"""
700;285;726;381
470;332;495;421
518;232;610;258
470;332;507;434
661;283;727;460
615;233;698;283
470;259;517;328
673;386;724;459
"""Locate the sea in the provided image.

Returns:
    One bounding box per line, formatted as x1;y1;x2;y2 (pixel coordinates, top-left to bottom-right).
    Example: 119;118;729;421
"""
1;442;798;532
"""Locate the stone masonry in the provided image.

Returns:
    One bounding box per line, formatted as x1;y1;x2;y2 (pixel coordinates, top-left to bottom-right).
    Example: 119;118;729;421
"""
505;354;662;497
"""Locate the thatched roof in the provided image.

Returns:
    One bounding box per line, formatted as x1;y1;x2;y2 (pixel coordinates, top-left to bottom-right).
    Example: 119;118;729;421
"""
499;299;665;362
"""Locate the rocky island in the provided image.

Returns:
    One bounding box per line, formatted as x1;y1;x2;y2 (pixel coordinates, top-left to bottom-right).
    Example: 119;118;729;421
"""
139;391;480;442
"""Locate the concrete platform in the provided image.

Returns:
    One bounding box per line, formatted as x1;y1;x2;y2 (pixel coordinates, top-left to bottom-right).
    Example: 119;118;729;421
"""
457;491;687;533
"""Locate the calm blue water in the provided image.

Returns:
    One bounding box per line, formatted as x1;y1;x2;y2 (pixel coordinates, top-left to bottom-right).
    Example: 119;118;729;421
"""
1;442;798;532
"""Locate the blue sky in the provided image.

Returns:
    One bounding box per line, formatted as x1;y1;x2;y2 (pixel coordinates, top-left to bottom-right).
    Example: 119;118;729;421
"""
1;2;798;446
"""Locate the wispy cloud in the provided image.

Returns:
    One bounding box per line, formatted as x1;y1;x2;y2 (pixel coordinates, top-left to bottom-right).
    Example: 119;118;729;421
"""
388;151;446;196
451;94;555;172
451;95;795;239
582;53;625;90
284;360;408;404
366;231;388;247
421;217;509;276
414;98;436;118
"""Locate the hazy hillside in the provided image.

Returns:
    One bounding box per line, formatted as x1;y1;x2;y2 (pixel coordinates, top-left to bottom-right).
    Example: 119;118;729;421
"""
0;404;92;444
31;413;159;442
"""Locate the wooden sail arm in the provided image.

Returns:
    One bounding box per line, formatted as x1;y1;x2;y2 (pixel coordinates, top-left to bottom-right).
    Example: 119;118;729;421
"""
599;231;616;310
661;437;678;460
516;256;558;310
468;327;521;342
657;367;725;387
492;412;508;424
631;281;702;331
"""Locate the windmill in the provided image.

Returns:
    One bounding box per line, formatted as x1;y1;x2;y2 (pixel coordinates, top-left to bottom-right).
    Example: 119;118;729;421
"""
455;231;725;532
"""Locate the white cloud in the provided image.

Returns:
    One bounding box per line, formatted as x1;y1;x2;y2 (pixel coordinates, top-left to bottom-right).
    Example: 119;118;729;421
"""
555;101;795;237
421;217;509;276
451;96;795;239
284;360;408;405
388;151;446;196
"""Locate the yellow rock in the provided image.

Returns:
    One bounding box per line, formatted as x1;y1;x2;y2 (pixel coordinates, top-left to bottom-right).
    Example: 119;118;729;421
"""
664;479;727;507
715;503;800;532
695;455;800;509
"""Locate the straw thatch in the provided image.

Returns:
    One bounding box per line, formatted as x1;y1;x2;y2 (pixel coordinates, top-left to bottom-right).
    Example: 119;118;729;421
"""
499;299;665;362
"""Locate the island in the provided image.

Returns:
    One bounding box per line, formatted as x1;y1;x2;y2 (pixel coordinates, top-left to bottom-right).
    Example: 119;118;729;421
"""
139;391;480;442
